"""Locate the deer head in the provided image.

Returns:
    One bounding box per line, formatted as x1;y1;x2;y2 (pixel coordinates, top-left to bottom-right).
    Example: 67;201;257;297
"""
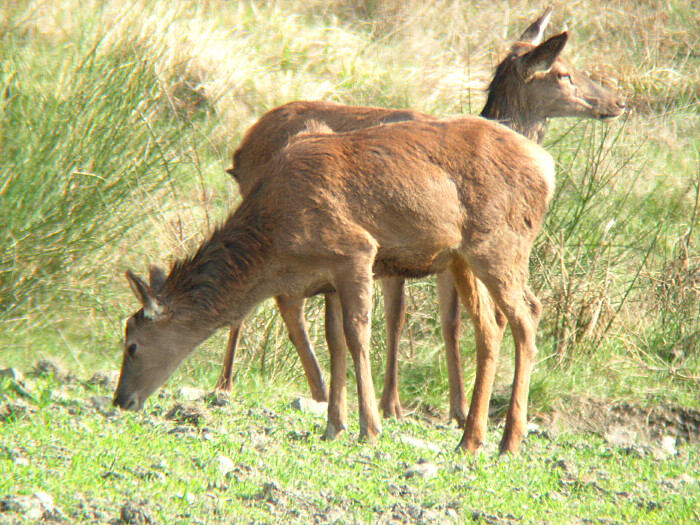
112;267;212;411
482;9;626;142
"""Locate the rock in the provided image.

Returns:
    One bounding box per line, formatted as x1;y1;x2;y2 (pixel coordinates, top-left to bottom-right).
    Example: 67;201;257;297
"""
119;500;153;524
165;403;208;426
526;421;541;434
604;426;638;448
0;492;63;521
0;368;23;382
86;371;120;389
399;436;440;453
661;435;677;456
290;397;327;417
214;455;236;476
403;461;439;480
178;387;206;401
32;360;73;382
89;396;114;412
652;435;678;460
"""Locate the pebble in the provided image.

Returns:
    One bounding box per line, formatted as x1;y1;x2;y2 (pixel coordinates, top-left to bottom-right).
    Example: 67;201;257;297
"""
0;368;23;382
86;371;120;389
178;387;206;401
652;435;678;460
213;455;236;476
399;436;440;453
0;492;64;521
403;461;439;480
290;397;327;417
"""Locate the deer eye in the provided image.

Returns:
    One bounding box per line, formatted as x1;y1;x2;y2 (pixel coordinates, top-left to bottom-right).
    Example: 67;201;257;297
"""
558;73;572;83
127;343;138;358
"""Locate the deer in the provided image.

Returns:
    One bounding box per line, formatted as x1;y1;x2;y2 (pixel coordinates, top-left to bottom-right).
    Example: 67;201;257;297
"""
213;7;625;432
114;114;556;455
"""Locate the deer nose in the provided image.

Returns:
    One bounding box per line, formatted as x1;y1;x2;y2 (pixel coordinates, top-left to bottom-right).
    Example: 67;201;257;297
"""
616;99;626;110
113;391;141;411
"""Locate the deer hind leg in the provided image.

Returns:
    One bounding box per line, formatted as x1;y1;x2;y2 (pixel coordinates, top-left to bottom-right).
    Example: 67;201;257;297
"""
379;277;406;419
215;324;242;392
275;295;328;402
324;292;348;440
333;257;381;443
448;258;507;453
497;284;541;455
465;254;541;456
435;270;467;427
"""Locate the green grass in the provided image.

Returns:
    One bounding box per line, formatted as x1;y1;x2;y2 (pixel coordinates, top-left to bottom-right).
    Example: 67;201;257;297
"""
1;373;698;524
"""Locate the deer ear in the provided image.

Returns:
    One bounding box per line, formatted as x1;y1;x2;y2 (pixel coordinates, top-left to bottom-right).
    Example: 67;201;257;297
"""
518;6;553;46
126;270;165;320
148;265;167;292
521;31;568;79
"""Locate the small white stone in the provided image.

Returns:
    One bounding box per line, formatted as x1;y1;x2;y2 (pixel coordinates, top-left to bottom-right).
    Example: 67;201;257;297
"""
399;436;441;453
32;492;53;508
178;387;205;401
403;462;439;480
660;435;677;456
0;368;23;381
213;455;235;476
290;397;327;417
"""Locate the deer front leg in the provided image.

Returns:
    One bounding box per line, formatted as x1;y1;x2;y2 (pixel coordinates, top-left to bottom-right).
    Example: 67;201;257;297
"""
275;295;328;402
215;324;242;392
334;261;381;443
324;292;348;440
448;258;506;454
435;271;467;427
379;277;406;419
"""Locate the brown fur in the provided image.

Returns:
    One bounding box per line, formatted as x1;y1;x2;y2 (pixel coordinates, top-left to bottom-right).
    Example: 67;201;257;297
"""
229;101;433;196
115;116;554;455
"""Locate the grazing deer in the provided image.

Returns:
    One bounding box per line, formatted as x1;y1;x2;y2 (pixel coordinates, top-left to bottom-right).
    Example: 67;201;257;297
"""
214;7;625;432
114;115;555;455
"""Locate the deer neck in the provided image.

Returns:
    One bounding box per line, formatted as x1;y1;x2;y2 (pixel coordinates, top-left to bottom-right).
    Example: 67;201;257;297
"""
161;203;277;330
480;103;548;145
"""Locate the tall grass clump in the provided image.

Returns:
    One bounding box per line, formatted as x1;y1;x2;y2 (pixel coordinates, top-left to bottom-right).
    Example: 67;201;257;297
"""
0;11;203;366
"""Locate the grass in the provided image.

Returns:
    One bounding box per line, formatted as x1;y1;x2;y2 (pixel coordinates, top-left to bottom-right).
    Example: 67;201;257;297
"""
1;372;698;524
0;0;699;521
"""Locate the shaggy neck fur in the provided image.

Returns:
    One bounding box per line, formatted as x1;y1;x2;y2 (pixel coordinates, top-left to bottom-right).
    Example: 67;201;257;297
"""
161;188;275;327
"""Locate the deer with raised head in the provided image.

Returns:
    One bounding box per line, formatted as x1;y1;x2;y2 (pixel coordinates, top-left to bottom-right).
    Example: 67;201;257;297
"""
213;7;625;437
114;114;555;455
